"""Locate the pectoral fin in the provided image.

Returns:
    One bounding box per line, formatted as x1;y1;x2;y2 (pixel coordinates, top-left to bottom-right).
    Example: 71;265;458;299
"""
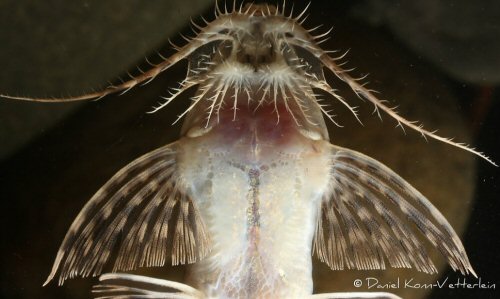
92;273;204;299
45;142;211;285
314;144;475;276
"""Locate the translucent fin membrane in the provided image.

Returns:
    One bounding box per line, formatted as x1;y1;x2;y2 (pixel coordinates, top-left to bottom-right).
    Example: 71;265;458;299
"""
314;144;475;276
93;273;204;299
44;143;211;285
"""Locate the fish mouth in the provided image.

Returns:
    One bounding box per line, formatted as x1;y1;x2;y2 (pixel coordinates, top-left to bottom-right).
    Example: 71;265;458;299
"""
179;78;329;147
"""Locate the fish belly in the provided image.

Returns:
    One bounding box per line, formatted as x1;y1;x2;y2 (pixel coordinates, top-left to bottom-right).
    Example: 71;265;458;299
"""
177;104;331;298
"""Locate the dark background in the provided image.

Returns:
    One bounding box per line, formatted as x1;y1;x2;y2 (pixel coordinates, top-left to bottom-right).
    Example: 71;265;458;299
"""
0;1;498;298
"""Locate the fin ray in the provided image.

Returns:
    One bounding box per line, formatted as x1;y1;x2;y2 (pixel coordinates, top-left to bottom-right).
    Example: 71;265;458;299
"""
314;144;475;276
45;142;211;285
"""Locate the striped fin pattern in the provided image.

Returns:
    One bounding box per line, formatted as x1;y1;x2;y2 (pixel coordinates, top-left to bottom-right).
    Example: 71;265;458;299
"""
45;142;211;285
314;144;475;276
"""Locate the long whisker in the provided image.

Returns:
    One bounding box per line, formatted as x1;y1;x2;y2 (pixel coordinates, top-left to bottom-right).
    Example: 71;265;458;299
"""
1;33;230;103
283;35;496;166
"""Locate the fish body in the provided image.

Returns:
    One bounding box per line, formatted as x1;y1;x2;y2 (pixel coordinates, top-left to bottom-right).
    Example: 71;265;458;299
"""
1;2;489;299
181;100;330;298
